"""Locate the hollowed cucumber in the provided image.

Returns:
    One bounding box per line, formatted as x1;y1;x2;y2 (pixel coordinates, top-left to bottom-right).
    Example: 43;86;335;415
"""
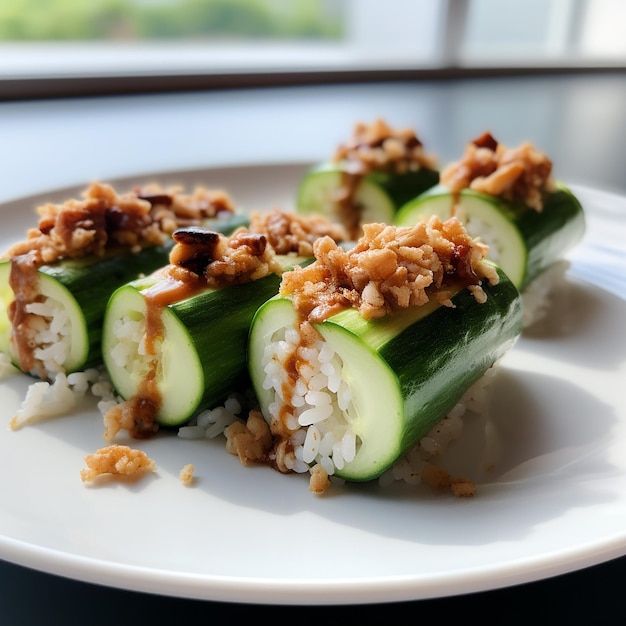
0;244;173;375
102;256;308;428
394;184;585;289
248;266;522;482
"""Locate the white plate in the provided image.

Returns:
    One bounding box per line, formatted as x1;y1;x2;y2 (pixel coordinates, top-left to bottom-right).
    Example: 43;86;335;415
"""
0;164;624;605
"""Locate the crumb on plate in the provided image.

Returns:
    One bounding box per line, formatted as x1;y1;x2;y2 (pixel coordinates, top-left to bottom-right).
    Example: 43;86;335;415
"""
80;444;156;483
179;463;195;486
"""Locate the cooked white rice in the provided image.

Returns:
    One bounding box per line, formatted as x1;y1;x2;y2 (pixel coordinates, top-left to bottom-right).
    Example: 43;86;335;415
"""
260;327;358;477
23;295;72;376
108;314;154;380
177;392;249;440
10;367;119;430
521;260;570;328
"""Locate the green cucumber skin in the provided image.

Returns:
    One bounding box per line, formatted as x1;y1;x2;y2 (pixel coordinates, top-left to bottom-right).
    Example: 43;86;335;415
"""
205;213;250;235
163;274;283;421
516;186;585;285
39;244;174;369
396;183;585;288
377;270;521;458
322;268;521;480
365;167;440;209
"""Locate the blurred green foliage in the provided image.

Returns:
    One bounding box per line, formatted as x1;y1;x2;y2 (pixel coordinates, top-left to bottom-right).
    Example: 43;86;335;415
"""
0;0;343;41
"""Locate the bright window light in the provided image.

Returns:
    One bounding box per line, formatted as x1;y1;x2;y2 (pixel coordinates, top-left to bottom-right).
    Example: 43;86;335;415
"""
581;0;626;57
0;0;624;85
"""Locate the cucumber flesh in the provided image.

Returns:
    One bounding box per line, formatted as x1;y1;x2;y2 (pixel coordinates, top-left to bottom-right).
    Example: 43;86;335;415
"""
33;273;90;373
0;260;89;373
103;284;205;426
366;167;440;209
248;269;522;482
0;262;12;355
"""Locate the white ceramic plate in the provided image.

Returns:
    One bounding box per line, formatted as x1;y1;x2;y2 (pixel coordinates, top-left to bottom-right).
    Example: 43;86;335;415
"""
0;164;624;605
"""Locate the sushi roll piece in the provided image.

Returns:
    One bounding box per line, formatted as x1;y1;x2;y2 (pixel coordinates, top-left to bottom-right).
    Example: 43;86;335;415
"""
0;181;237;380
101;211;348;441
242;217;523;494
297;118;439;238
394;132;585;324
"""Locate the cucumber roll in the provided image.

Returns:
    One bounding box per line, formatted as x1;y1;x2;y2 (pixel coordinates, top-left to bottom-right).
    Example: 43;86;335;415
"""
101;211;349;441
242;217;522;494
0;181;237;380
394;132;585;324
297;119;439;238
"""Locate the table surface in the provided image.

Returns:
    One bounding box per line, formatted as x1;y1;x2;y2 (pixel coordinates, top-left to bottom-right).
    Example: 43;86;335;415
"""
1;71;625;623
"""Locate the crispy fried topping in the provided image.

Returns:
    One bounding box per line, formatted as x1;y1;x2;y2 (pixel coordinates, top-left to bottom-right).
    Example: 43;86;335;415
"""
440;132;556;212
2;182;235;265
167;226;283;289
136;183;234;225
333;118;437;176
450;477;477;497
166;210;350;291
179;463;195;486
248;209;349;257
103;394;161;443
308;464;331;495
280;216;498;323
80;444;156;483
224;410;273;466
420;461;477;497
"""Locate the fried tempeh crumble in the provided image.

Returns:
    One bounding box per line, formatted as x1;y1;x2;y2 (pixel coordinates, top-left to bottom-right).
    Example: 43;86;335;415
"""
280;216;499;323
2;181;235;265
440;131;556;212
80;444;156;483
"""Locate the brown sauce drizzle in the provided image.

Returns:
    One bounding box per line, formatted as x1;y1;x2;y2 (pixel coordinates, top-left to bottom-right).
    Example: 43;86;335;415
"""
7;253;41;376
274;320;319;440
336;172;364;240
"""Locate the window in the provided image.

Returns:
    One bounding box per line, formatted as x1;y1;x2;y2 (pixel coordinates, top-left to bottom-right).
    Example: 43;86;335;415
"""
459;0;626;66
0;0;624;99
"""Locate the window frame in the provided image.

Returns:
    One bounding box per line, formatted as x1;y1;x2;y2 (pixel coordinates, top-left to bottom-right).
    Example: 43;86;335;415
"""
0;0;624;101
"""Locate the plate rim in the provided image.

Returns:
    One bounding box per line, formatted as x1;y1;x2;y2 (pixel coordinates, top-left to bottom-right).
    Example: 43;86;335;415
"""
1;164;625;605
